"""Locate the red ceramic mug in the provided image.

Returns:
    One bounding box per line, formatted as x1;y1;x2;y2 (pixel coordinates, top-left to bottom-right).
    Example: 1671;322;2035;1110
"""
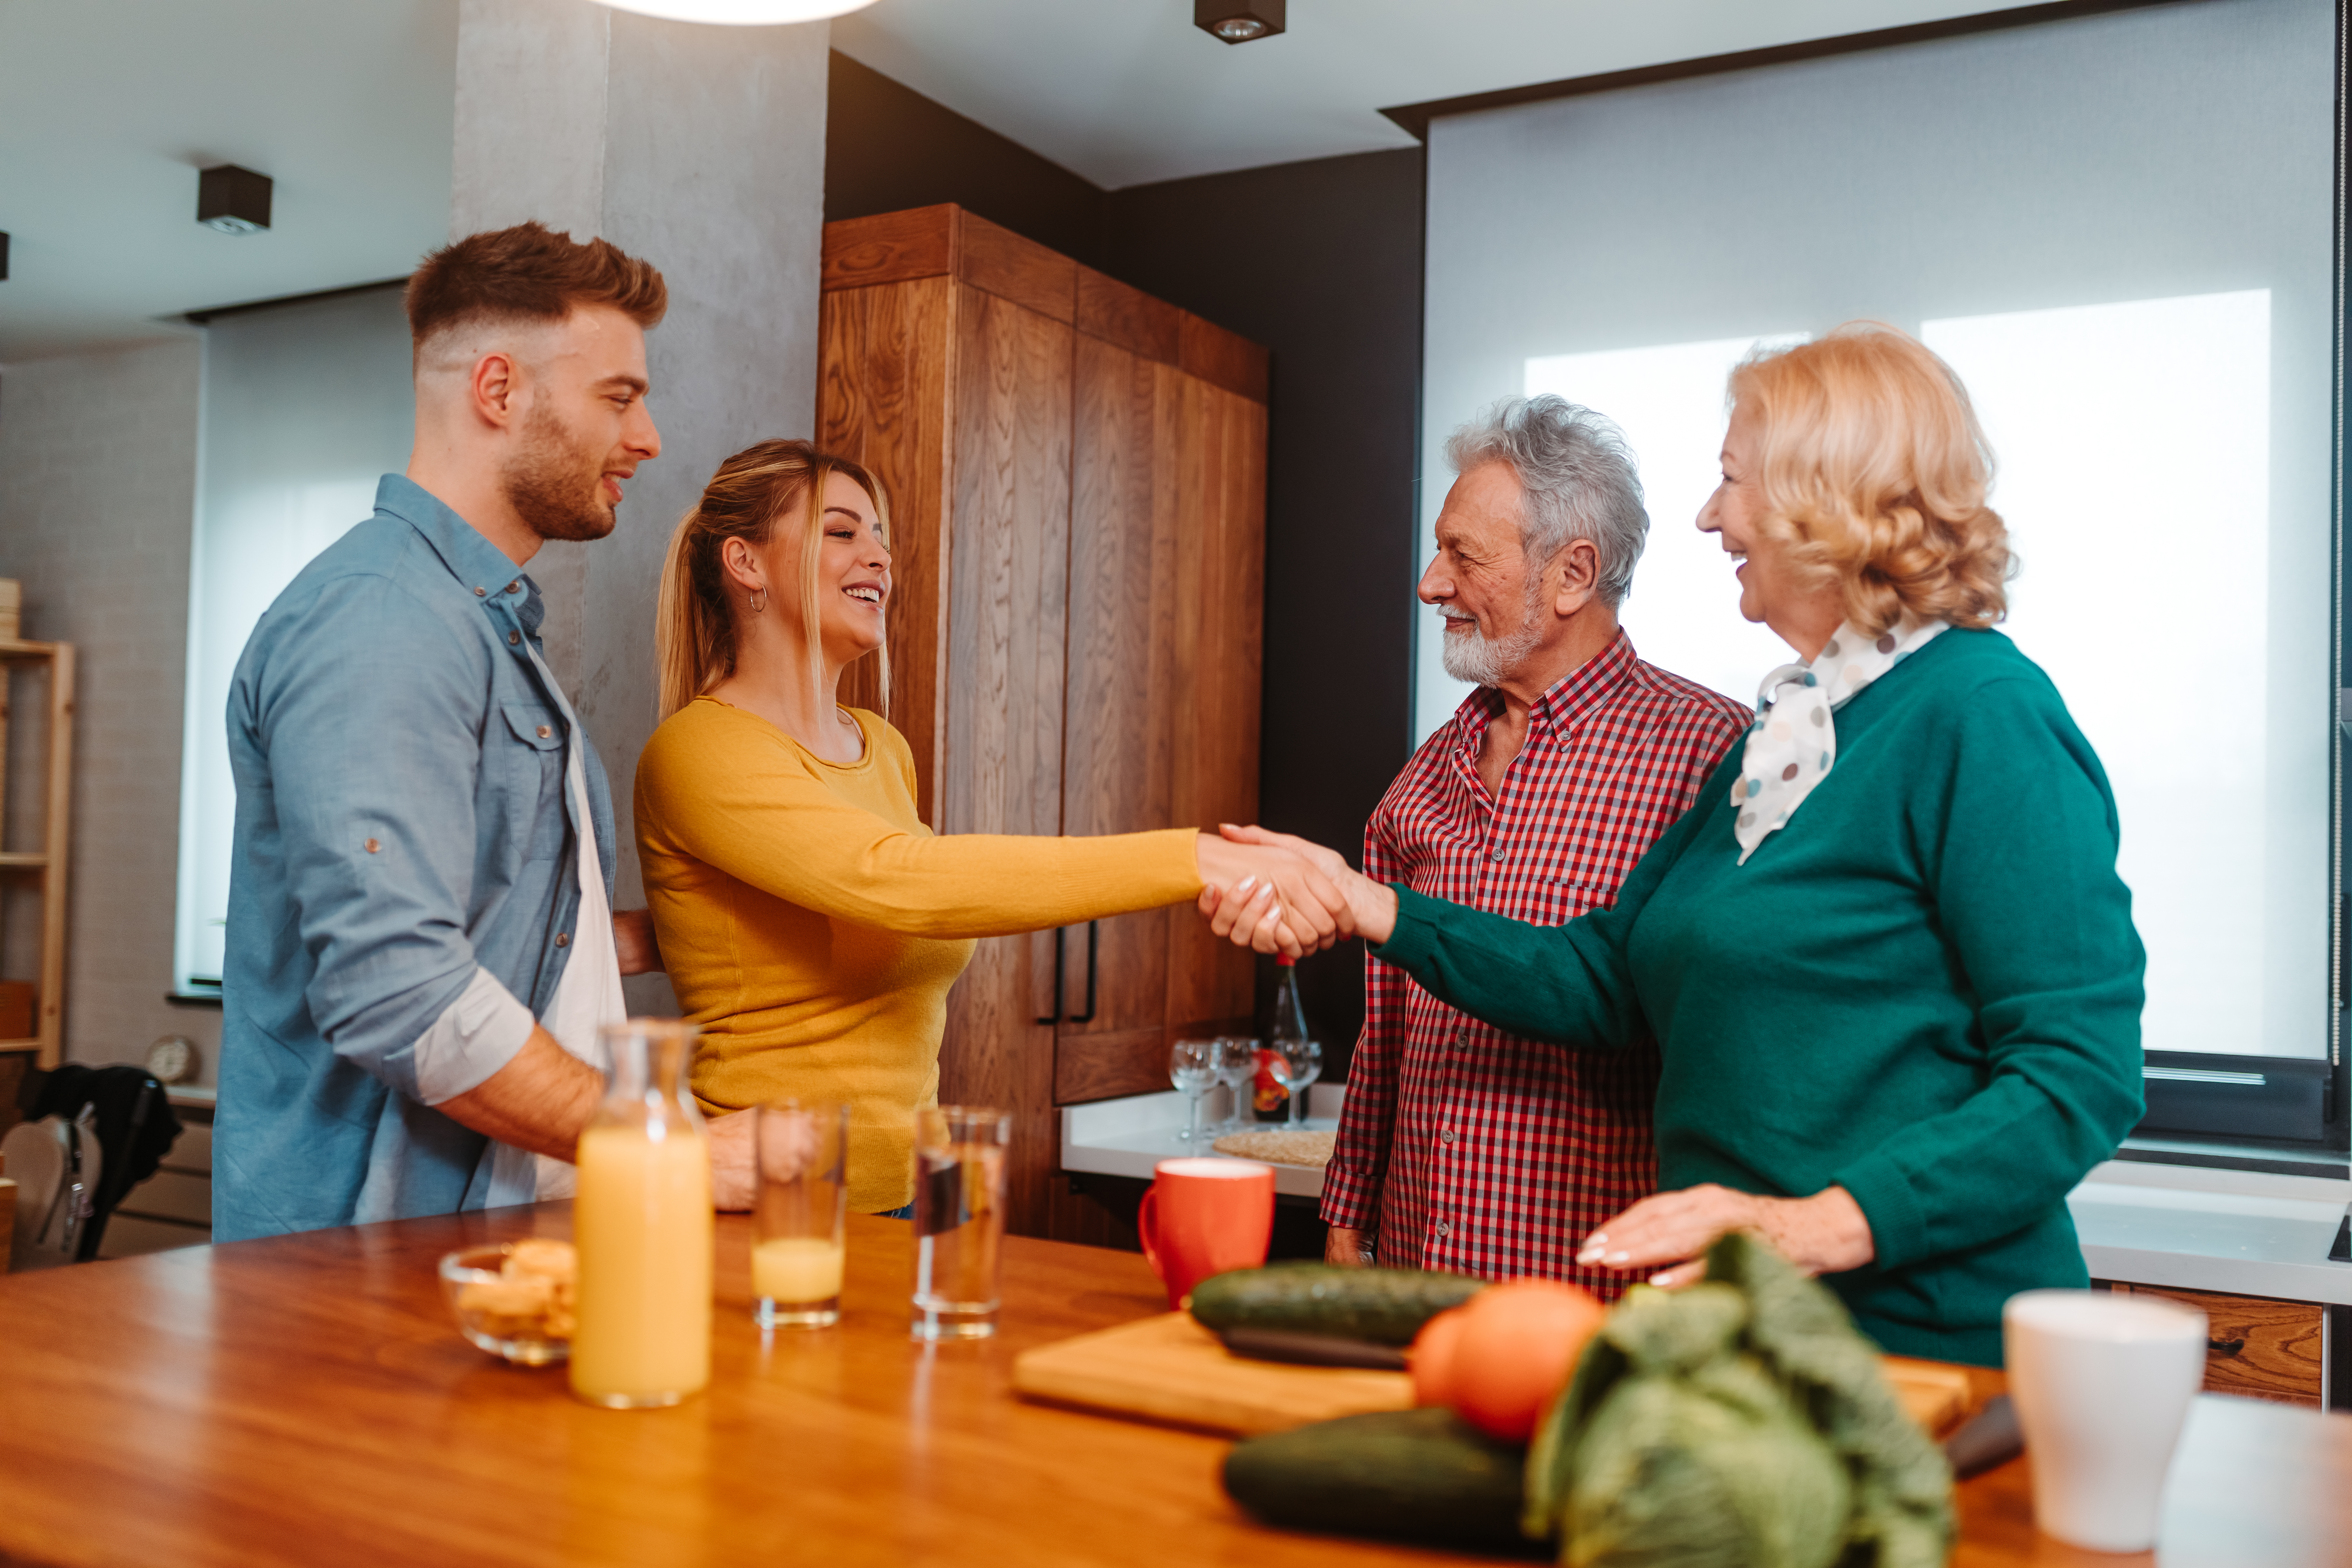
1137;1157;1276;1310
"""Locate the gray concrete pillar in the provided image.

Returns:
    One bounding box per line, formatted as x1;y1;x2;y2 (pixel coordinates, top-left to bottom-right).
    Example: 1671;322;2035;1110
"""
450;0;829;1009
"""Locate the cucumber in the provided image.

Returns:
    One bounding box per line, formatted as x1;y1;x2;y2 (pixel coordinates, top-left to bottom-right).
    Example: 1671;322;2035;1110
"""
1187;1263;1485;1346
1222;1408;1541;1554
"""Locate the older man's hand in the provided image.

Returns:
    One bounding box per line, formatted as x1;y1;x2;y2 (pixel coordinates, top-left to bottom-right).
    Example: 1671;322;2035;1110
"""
1576;1183;1875;1288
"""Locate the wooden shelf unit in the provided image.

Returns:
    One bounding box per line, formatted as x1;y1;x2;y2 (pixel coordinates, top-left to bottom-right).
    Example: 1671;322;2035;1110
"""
1;638;76;1068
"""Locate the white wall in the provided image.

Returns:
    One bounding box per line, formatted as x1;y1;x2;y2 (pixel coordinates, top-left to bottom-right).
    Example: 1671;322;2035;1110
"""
0;340;220;1080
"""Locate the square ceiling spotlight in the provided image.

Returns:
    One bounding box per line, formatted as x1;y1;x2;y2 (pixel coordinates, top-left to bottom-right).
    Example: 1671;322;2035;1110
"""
197;164;273;234
1195;0;1282;44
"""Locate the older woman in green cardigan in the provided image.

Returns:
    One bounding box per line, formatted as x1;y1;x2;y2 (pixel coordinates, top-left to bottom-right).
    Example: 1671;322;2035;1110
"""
1210;324;2144;1366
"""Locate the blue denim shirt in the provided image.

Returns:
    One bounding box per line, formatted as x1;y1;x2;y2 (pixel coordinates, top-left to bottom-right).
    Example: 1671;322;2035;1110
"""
214;475;615;1241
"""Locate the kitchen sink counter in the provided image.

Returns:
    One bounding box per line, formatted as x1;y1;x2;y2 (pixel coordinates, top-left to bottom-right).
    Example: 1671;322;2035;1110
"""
4;1199;2351;1566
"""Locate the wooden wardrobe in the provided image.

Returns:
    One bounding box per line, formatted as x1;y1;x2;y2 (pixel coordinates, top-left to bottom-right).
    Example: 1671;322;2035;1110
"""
814;205;1269;1241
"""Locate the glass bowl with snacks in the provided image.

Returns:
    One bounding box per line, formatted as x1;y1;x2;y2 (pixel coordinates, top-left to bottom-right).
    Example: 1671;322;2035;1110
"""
438;1239;578;1365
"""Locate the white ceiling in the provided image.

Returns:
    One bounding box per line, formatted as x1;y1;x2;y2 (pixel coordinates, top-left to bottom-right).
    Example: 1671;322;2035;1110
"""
0;0;2043;363
832;0;2043;189
0;0;458;363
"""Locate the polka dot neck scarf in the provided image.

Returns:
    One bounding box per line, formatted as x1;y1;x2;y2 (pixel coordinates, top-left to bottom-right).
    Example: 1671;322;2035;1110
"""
1732;617;1948;864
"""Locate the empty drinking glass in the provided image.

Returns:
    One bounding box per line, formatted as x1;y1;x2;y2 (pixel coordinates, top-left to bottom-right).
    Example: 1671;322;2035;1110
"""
1213;1037;1260;1135
1270;1037;1323;1127
1170;1038;1216;1142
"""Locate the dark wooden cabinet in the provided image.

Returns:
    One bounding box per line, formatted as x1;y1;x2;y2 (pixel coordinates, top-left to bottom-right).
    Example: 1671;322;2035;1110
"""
814;206;1267;1240
2104;1281;2326;1407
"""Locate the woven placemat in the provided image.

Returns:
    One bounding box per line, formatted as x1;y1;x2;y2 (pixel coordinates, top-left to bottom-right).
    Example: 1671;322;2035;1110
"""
1210;1129;1335;1168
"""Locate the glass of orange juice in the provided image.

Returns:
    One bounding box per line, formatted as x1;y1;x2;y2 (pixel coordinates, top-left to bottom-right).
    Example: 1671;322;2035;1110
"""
752;1098;849;1329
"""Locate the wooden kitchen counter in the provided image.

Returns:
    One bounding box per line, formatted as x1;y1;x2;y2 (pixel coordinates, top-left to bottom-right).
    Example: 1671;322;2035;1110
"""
1;1205;2347;1567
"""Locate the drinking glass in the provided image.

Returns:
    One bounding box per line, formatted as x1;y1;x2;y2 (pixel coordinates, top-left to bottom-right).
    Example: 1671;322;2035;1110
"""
911;1105;1010;1341
1212;1037;1260;1135
1169;1039;1216;1143
752;1098;849;1330
1271;1038;1323;1127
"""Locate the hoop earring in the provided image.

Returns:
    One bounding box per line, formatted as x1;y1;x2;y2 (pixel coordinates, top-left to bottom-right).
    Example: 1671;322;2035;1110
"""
748;588;767;614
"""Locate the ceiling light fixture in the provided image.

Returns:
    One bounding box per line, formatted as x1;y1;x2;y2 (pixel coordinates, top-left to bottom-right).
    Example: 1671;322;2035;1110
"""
197;165;273;235
1194;0;1284;44
590;0;878;23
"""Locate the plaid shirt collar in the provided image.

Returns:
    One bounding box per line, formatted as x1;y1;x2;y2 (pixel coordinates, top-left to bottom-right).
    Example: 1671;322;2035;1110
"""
1446;630;1641;798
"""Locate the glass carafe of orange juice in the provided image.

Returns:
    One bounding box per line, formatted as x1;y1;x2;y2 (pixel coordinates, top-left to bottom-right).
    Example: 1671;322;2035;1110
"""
570;1018;713;1408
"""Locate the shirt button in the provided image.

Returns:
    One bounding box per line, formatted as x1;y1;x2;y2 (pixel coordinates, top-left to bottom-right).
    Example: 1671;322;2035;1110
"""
363;838;381;854
507;630;522;646
1441;1128;1456;1146
473;586;486;597
1490;847;1505;863
1434;1221;1451;1238
536;724;551;739
506;581;520;594
554;932;570;947
1453;1026;1469;1046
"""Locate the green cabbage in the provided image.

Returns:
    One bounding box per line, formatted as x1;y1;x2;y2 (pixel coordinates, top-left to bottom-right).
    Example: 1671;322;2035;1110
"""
1525;1233;1954;1568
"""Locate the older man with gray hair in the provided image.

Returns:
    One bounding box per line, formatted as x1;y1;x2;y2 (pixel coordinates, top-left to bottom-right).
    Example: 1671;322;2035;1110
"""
1320;394;1748;1292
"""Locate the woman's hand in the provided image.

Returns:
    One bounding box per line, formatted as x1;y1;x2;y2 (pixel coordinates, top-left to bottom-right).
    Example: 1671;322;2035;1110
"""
1203;825;1399;946
1194;834;1357;956
706;1107;757;1210
613;909;664;976
1577;1184;1874;1288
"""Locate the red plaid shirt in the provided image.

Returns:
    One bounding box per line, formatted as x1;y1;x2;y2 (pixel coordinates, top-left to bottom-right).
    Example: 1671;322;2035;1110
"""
1322;632;1748;1295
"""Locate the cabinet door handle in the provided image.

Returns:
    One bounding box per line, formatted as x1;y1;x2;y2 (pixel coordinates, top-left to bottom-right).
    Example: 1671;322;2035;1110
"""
1067;920;1100;1024
2208;1336;2247;1357
1035;926;1065;1026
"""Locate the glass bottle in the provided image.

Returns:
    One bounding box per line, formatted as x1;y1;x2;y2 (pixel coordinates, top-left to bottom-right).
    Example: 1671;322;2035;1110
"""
570;1018;713;1409
1256;955;1315;1121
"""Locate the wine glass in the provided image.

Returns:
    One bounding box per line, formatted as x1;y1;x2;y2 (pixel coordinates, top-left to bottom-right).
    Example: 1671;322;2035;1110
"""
1169;1038;1216;1143
1212;1037;1260;1134
1270;1038;1323;1127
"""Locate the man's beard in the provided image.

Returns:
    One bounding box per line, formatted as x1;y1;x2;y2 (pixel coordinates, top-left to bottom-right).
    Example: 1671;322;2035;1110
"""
1439;590;1545;688
501;401;616;544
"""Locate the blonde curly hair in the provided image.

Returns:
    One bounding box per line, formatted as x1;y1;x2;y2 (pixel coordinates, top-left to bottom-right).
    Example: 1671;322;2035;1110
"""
1731;323;2010;637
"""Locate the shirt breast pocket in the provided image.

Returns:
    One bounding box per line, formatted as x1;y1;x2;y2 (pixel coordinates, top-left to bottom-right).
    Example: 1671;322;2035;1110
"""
1531;873;1614;924
497;701;568;863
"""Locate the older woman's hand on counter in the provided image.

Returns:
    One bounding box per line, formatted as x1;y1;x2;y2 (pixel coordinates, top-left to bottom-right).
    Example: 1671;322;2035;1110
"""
1578;1184;1875;1288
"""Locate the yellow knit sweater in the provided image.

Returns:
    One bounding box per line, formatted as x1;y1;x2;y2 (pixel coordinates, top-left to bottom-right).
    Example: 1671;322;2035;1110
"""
634;697;1204;1212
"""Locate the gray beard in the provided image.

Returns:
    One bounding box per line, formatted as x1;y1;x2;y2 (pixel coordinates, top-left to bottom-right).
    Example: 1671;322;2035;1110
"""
1439;607;1545;688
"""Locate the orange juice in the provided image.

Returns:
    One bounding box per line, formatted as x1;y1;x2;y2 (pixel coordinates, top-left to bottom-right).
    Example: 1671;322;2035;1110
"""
569;1124;713;1407
751;1235;845;1303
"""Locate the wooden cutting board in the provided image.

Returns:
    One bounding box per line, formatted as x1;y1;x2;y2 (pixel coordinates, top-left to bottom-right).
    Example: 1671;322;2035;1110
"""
1011;1312;1974;1439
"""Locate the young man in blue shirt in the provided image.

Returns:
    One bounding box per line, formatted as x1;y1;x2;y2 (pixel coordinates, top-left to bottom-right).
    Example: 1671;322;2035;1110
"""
216;223;749;1239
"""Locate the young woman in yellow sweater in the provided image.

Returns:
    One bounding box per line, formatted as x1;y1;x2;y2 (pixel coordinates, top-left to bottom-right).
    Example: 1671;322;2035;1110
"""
636;440;1349;1213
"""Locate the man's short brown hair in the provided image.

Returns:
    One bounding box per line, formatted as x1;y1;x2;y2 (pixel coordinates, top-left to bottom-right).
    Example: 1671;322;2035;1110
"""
405;221;667;349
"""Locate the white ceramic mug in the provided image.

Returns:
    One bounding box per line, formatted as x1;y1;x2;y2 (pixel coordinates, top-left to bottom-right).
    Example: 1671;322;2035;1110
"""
2003;1289;2207;1553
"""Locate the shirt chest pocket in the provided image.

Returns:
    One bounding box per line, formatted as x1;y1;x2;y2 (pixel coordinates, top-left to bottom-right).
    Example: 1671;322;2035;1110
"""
1530;872;1614;923
496;701;569;863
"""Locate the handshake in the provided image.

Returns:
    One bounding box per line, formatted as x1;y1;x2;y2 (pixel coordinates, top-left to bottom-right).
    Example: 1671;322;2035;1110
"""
1192;826;1400;957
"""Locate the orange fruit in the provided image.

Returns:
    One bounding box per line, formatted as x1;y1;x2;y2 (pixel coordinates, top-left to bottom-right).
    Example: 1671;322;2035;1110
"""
1444;1279;1606;1442
1408;1304;1470;1408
